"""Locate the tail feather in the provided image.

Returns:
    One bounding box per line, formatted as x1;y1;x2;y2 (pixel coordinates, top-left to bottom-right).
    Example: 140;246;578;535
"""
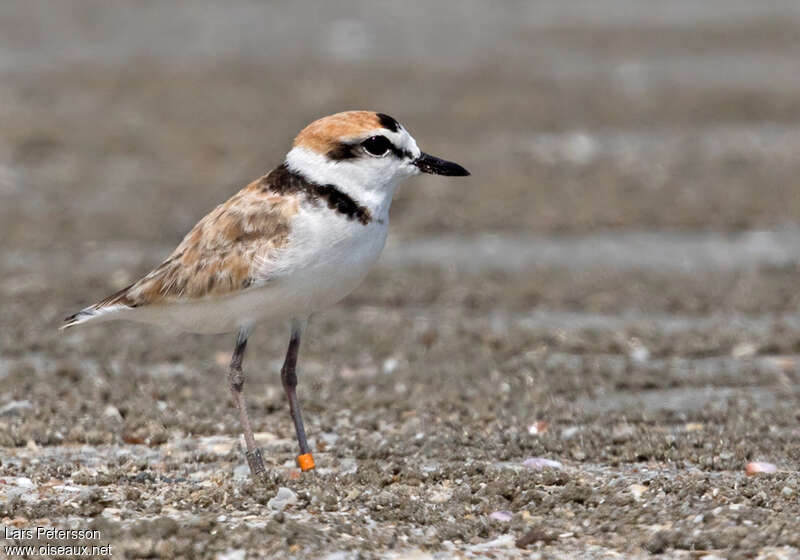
61;281;137;331
60;304;129;330
61;309;97;330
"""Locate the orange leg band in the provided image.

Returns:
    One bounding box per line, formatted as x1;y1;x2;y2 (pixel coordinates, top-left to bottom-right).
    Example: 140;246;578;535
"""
297;453;315;471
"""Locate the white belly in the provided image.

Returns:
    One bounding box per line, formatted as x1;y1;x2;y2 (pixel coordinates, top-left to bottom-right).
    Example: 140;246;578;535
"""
126;204;389;334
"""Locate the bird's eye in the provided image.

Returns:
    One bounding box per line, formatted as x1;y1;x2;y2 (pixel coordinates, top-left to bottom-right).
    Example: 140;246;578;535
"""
361;135;393;157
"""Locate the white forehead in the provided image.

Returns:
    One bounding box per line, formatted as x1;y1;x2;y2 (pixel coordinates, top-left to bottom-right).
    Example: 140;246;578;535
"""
382;124;421;159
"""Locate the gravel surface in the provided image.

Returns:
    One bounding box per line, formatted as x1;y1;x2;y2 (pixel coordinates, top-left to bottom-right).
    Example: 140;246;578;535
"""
1;1;799;558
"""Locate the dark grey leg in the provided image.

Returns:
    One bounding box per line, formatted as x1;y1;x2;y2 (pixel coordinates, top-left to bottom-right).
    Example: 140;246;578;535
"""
228;327;265;475
281;319;314;470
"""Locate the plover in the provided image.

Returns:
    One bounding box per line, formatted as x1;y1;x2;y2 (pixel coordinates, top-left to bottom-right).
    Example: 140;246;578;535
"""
63;111;469;476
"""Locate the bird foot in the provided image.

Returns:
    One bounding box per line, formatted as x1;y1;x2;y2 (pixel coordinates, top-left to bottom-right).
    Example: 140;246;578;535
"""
246;448;265;476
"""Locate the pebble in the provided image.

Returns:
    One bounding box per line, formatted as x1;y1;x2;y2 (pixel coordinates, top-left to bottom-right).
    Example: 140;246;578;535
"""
732;342;758;358
101;508;122;521
571;450;587;461
428;488;453;503
527;421;549;436
746;461;777;476
320;432;339;446
197;435;235;456
103;405;123;421
382;357;399;374
217;549;245;560
628;343;650;363
560;426;580;440
11;477;34;488
267;487;298;511
489;510;513;522
324;552;359;560
523;457;563;470
0;400;32;416
629;484;647;501
468;534;516;552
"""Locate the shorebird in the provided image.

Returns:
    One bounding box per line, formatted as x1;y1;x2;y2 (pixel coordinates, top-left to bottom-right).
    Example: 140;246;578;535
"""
62;111;469;476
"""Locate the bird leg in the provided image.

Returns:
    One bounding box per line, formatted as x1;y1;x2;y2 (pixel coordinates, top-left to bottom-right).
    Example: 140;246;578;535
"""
228;327;265;475
281;319;314;471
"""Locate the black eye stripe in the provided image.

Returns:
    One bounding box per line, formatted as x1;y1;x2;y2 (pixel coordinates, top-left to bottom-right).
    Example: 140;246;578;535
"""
326;142;359;160
326;137;414;161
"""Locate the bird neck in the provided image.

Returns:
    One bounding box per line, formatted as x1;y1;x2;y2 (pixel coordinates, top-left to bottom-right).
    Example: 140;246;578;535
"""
284;147;399;220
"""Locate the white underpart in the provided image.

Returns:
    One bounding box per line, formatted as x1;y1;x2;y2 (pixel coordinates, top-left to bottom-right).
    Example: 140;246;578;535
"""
70;127;423;334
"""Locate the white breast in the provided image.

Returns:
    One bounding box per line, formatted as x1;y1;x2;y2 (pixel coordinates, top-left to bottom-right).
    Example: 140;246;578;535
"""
262;200;390;314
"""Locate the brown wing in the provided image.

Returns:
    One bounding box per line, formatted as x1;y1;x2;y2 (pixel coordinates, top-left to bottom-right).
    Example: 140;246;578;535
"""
95;177;299;309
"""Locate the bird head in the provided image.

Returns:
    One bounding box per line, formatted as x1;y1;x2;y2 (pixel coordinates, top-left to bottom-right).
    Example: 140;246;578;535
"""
285;111;469;206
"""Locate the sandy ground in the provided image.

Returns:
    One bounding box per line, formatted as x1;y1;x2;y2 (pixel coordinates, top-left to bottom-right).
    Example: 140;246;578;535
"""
1;1;799;558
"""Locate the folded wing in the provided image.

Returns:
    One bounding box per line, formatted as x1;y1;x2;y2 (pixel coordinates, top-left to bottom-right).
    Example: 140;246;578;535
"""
62;176;299;329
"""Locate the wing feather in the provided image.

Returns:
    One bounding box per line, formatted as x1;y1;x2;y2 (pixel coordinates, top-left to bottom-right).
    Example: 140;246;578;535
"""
93;177;298;310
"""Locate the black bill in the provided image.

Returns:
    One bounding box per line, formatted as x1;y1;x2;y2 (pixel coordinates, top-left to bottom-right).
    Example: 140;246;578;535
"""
414;152;470;176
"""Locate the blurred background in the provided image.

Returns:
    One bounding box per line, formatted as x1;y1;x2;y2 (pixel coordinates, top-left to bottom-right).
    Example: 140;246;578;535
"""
1;1;799;557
